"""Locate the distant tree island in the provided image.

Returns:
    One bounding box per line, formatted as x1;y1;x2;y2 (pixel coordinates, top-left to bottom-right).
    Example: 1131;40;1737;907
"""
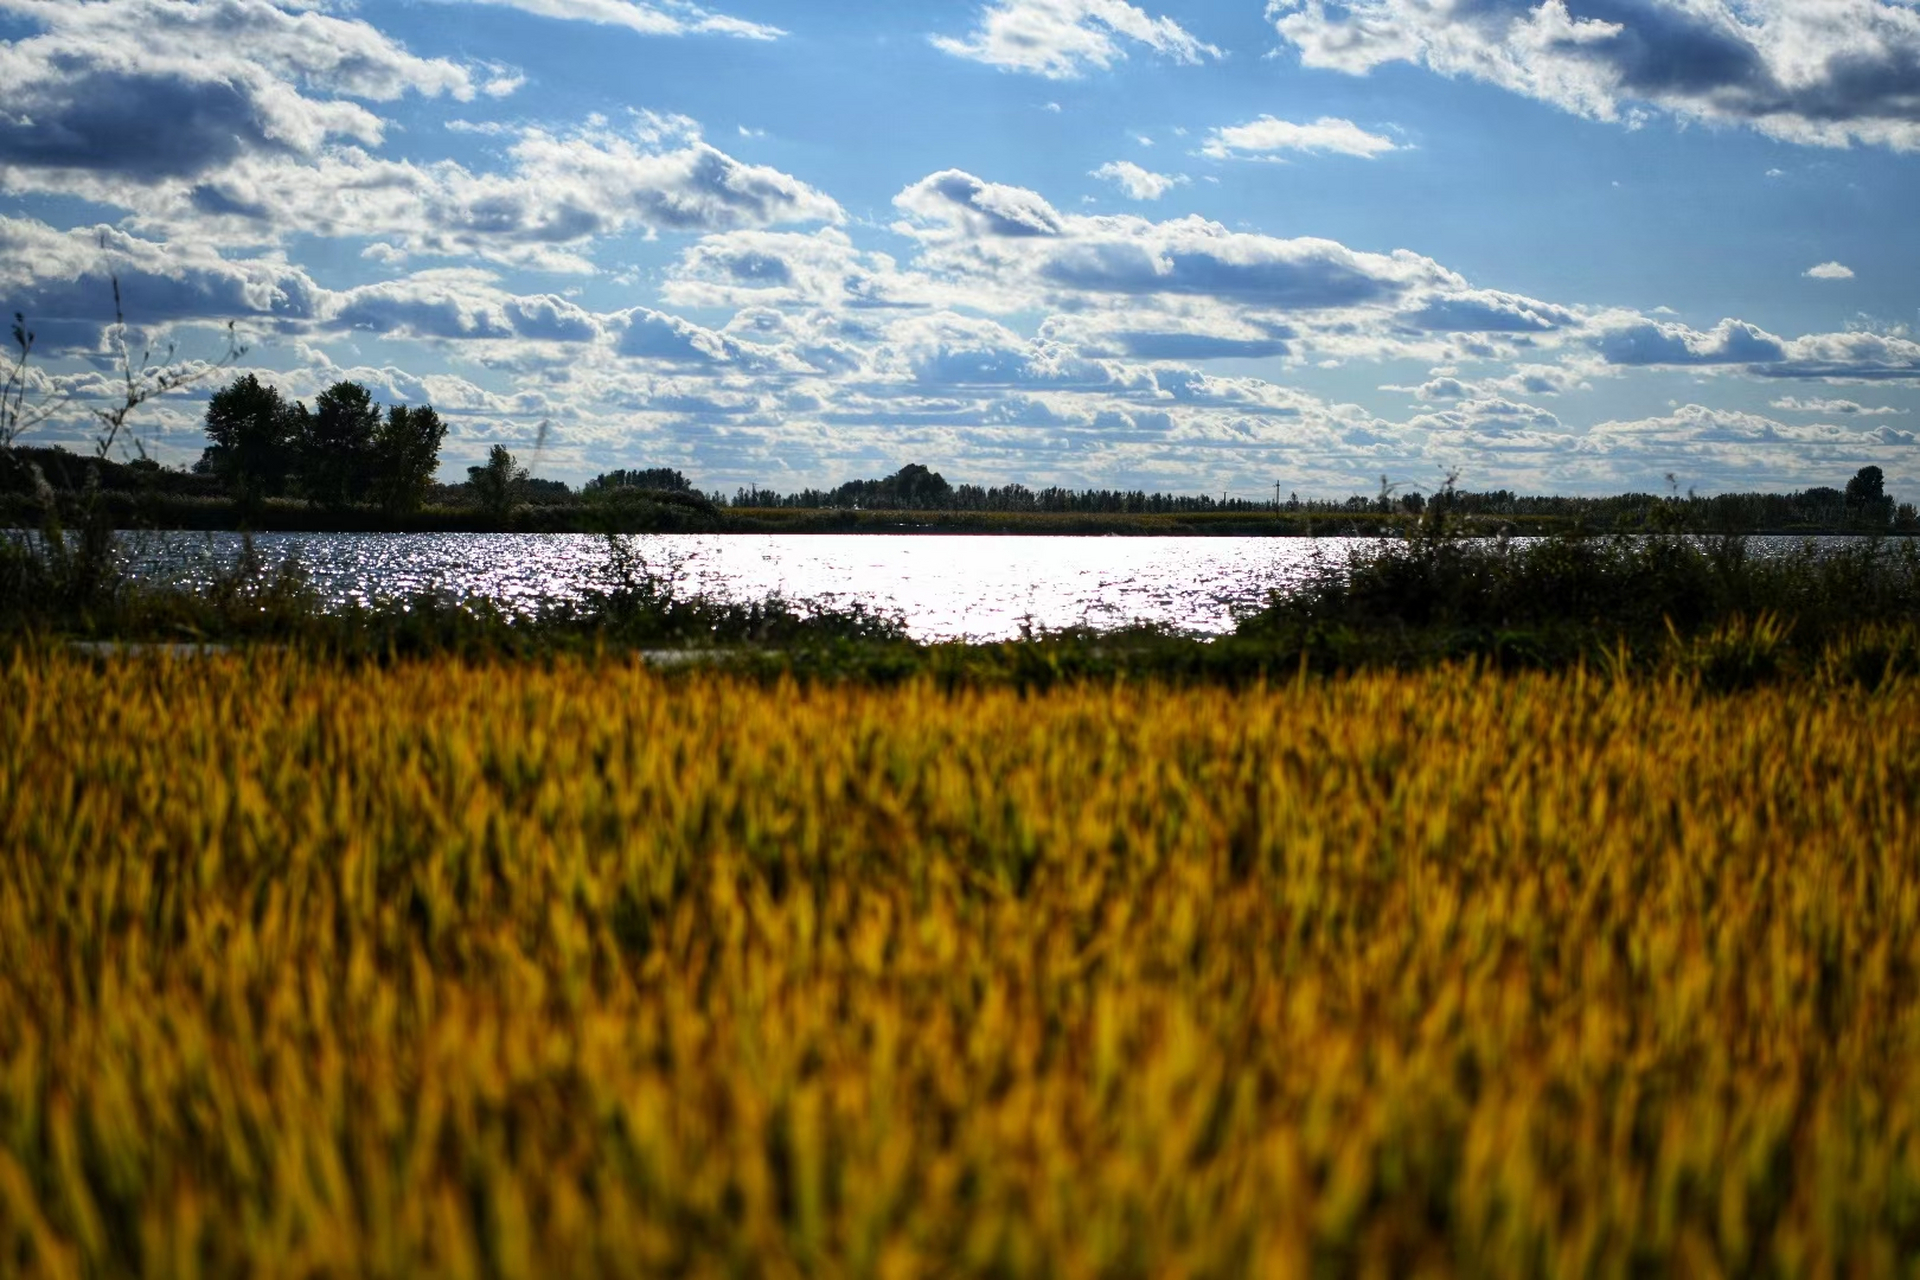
1;374;1913;536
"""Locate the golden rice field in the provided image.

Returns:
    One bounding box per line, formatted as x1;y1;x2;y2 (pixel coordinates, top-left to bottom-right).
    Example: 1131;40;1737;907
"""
4;648;1920;1277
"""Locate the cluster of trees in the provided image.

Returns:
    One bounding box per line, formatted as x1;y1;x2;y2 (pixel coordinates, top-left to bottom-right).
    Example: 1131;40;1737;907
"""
730;463;956;511
198;375;447;515
730;465;1288;514
724;463;1908;529
182;400;1912;532
584;468;694;494
1413;467;1905;530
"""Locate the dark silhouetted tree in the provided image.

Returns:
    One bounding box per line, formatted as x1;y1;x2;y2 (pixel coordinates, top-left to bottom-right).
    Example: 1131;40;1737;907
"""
370;403;447;516
296;381;380;509
200;373;296;506
1846;465;1893;527
585;467;692;493
1847;465;1886;504
468;444;527;525
883;463;952;508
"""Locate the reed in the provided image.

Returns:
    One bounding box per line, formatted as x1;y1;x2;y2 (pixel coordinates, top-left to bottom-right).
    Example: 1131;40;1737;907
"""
4;650;1920;1274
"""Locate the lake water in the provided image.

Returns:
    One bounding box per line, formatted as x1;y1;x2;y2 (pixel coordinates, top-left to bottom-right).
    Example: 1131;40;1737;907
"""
127;531;1365;641
124;530;1872;643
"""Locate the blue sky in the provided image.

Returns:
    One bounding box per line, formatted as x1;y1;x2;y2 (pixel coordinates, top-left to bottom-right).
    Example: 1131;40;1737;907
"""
5;0;1920;498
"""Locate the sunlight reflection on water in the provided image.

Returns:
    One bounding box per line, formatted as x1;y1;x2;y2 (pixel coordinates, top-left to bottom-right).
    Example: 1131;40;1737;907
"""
130;532;1359;641
126;531;1864;643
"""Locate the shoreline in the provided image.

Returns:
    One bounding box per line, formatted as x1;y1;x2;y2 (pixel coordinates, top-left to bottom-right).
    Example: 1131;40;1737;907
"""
6;504;1905;539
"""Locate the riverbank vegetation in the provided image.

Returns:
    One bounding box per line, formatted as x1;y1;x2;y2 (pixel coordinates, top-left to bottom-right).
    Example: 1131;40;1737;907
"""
6;407;1920;682
6;428;1914;536
6;651;1920;1274
9;510;1920;689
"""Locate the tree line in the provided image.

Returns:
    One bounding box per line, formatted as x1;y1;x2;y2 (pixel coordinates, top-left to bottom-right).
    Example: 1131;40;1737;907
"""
726;463;1909;529
69;378;1908;534
197;375;448;516
195;375;575;521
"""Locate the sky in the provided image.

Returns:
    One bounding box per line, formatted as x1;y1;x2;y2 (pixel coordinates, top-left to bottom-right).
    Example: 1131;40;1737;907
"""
4;0;1920;499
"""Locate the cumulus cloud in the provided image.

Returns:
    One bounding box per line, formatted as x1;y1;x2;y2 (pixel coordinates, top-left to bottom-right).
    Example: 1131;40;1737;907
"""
1040;311;1295;361
1412;376;1472;401
0;217;319;351
1201;115;1399;160
1584;314;1920;380
0;0;837;270
1090;161;1185;200
1412;396;1565;437
1398;360;1594;403
1268;0;1920;151
663;229;931;311
431;0;783;40
1590;403;1920;449
1592;317;1789;366
1753;330;1920;381
45;115;843;273
896;170;1070;238
933;0;1222;79
894;169;1459;314
1771;396;1906;416
0;0;474;183
1403;290;1578;333
1805;261;1856;279
328;271;519;341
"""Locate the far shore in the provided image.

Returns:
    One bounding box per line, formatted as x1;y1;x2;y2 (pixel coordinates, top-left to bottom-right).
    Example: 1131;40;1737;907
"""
5;495;1907;539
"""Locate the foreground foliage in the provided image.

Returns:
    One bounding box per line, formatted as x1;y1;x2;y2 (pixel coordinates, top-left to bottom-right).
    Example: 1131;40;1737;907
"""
11;517;1920;689
4;652;1920;1275
1238;527;1920;676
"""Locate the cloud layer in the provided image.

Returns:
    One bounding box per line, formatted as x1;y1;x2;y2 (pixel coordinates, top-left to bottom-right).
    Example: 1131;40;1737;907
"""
1269;0;1920;151
3;0;1912;496
934;0;1221;79
440;0;783;40
1202;116;1399;160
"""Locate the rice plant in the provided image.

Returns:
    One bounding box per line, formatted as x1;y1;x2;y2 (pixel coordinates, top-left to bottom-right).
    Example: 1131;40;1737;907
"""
4;651;1920;1275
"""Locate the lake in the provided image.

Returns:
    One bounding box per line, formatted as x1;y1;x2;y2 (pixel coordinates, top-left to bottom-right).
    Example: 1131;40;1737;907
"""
127;530;1867;643
128;531;1369;641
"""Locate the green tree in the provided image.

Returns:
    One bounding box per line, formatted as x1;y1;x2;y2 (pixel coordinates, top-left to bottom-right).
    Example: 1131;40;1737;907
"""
585;467;692;494
1845;466;1893;528
296;381;381;510
370;403;447;516
201;373;296;506
883;463;952;509
468;444;527;525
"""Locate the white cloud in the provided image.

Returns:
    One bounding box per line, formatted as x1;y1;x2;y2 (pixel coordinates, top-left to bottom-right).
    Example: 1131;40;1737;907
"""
1411;376;1471;401
1410;395;1566;442
1589;404;1919;451
0;1;835;270
1403;361;1594;402
1402;289;1577;333
1202;115;1399;160
1771;396;1907;416
893;169;1459;315
933;0;1221;79
1091;161;1185;200
0;216;321;351
1268;0;1920;151
0;0;475;183
429;0;783;40
1806;261;1856;280
1591;316;1788;367
663;228;935;311
14;115;842;274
